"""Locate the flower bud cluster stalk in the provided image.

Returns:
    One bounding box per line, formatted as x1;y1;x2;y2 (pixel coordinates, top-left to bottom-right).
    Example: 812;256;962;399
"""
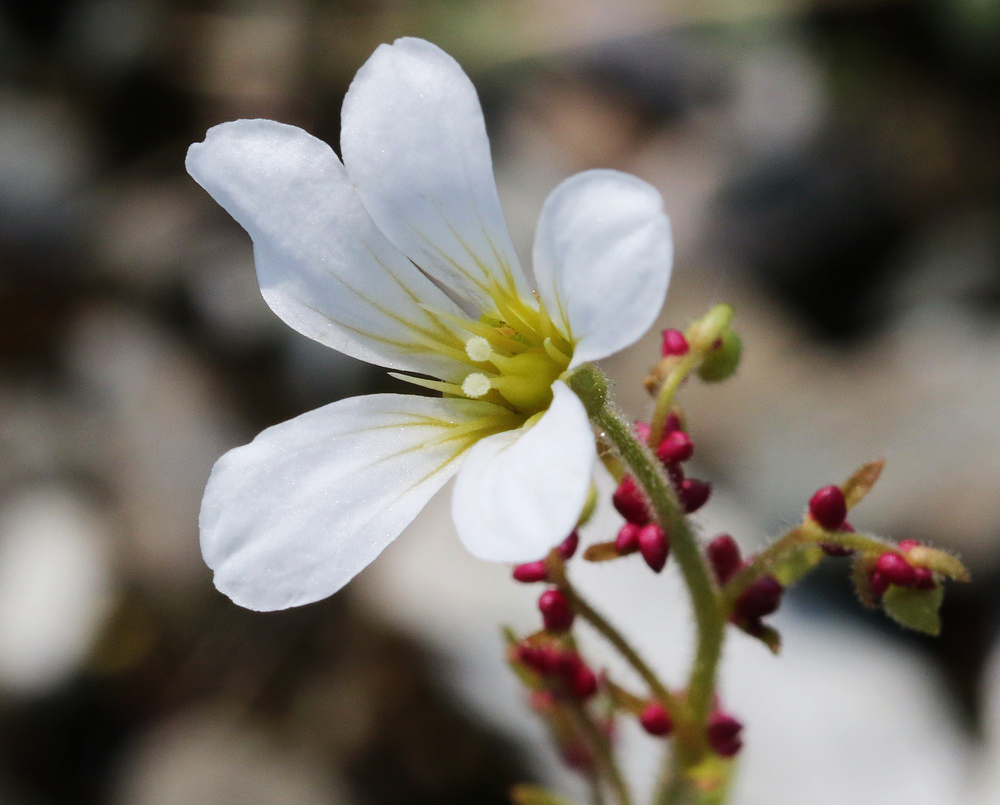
507;304;968;805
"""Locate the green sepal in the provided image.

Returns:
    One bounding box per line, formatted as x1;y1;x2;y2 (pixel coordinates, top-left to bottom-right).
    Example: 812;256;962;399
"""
697;329;742;383
841;458;885;509
770;542;823;587
509;784;578;805
583;541;621;562
850;556;879;608
882;585;945;635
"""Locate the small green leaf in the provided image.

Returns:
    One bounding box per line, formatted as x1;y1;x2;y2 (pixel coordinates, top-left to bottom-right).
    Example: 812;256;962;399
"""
882;585;945;635
509;783;578;805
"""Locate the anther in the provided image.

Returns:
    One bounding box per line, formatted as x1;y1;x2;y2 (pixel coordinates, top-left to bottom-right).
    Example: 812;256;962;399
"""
464;335;494;362
461;372;492;398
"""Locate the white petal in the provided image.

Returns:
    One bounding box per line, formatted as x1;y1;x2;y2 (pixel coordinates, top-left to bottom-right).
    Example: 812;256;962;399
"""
200;393;510;610
341;37;529;311
452;381;596;562
533;170;673;366
187;119;468;380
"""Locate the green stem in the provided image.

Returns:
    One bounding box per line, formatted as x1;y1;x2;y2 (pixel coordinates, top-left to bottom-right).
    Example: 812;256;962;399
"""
547;555;681;716
569;366;727;761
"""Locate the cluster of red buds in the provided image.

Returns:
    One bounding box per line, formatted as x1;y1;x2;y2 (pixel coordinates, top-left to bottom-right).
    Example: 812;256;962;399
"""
869;540;936;596
514;642;599;701
636;694;743;759
707;534;785;633
610;416;711;573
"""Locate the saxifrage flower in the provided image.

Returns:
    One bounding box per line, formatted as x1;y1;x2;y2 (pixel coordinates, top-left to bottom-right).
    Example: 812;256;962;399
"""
187;37;673;611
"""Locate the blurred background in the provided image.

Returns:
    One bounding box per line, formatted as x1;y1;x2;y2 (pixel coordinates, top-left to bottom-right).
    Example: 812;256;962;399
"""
1;0;999;803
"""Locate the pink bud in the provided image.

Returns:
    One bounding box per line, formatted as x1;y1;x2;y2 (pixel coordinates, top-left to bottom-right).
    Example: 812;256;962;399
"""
875;552;917;587
707;534;742;584
538;589;575;632
809;485;847;530
678;478;711;513
633;420;651;442
558;530;580;560
615;522;642;554
515;643;559;675
556;652;598;700
707;712;743;757
656;430;694;464
661;328;690;356
638;524;670;572
869;569;889;596
898;539;920;553
613;475;650;524
512;560;549;583
639;702;673;736
913;567;936;590
662;412;681;434
734;575;783;621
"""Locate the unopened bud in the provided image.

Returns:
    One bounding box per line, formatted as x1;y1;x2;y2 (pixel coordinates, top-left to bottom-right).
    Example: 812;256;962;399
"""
678;478;711;513
875;552;917;587
869;569;889;597
556;651;598;700
898;539;920;553
558;530;580;560
661;328;690;356
913;567;936;590
656;430;694;464
734;575;784;621
808;485;847;530
613;475;650;524
707;534;742;584
538;589;575;632
707;711;743;757
638;524;670;572
615;522;642;554
513;560;549;583
697;329;742;382
639;702;673;736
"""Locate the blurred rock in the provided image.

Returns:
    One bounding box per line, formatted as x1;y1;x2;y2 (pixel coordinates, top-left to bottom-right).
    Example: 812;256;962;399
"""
112;704;351;805
0;485;113;695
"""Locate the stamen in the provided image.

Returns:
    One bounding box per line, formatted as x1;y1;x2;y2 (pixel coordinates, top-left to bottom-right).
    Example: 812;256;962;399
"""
465;336;493;363
388;372;466;396
462;373;493;398
543;337;572;365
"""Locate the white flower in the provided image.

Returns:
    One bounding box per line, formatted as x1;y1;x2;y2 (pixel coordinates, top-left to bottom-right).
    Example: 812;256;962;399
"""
187;37;673;611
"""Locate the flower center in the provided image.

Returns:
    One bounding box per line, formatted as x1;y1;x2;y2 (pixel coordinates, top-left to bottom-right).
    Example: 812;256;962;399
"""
456;287;572;416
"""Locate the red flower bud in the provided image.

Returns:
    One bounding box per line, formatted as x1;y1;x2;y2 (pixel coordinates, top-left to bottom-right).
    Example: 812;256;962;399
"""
869;569;889;596
898;539;920;553
558;530;580;560
662;412;681;434
615;522;642;554
707;711;743;757
656;430;694;464
515;643;559;675
661;328;689;356
555;651;598;700
633;420;651;442
638;523;670;573
734;575;783;621
538;589;575;632
639;702;673;736
913;567;936;590
512;560;549;583
809;485;847;530
707;534;742;584
875;552;917;587
613;475;649;524
678;478;711;513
